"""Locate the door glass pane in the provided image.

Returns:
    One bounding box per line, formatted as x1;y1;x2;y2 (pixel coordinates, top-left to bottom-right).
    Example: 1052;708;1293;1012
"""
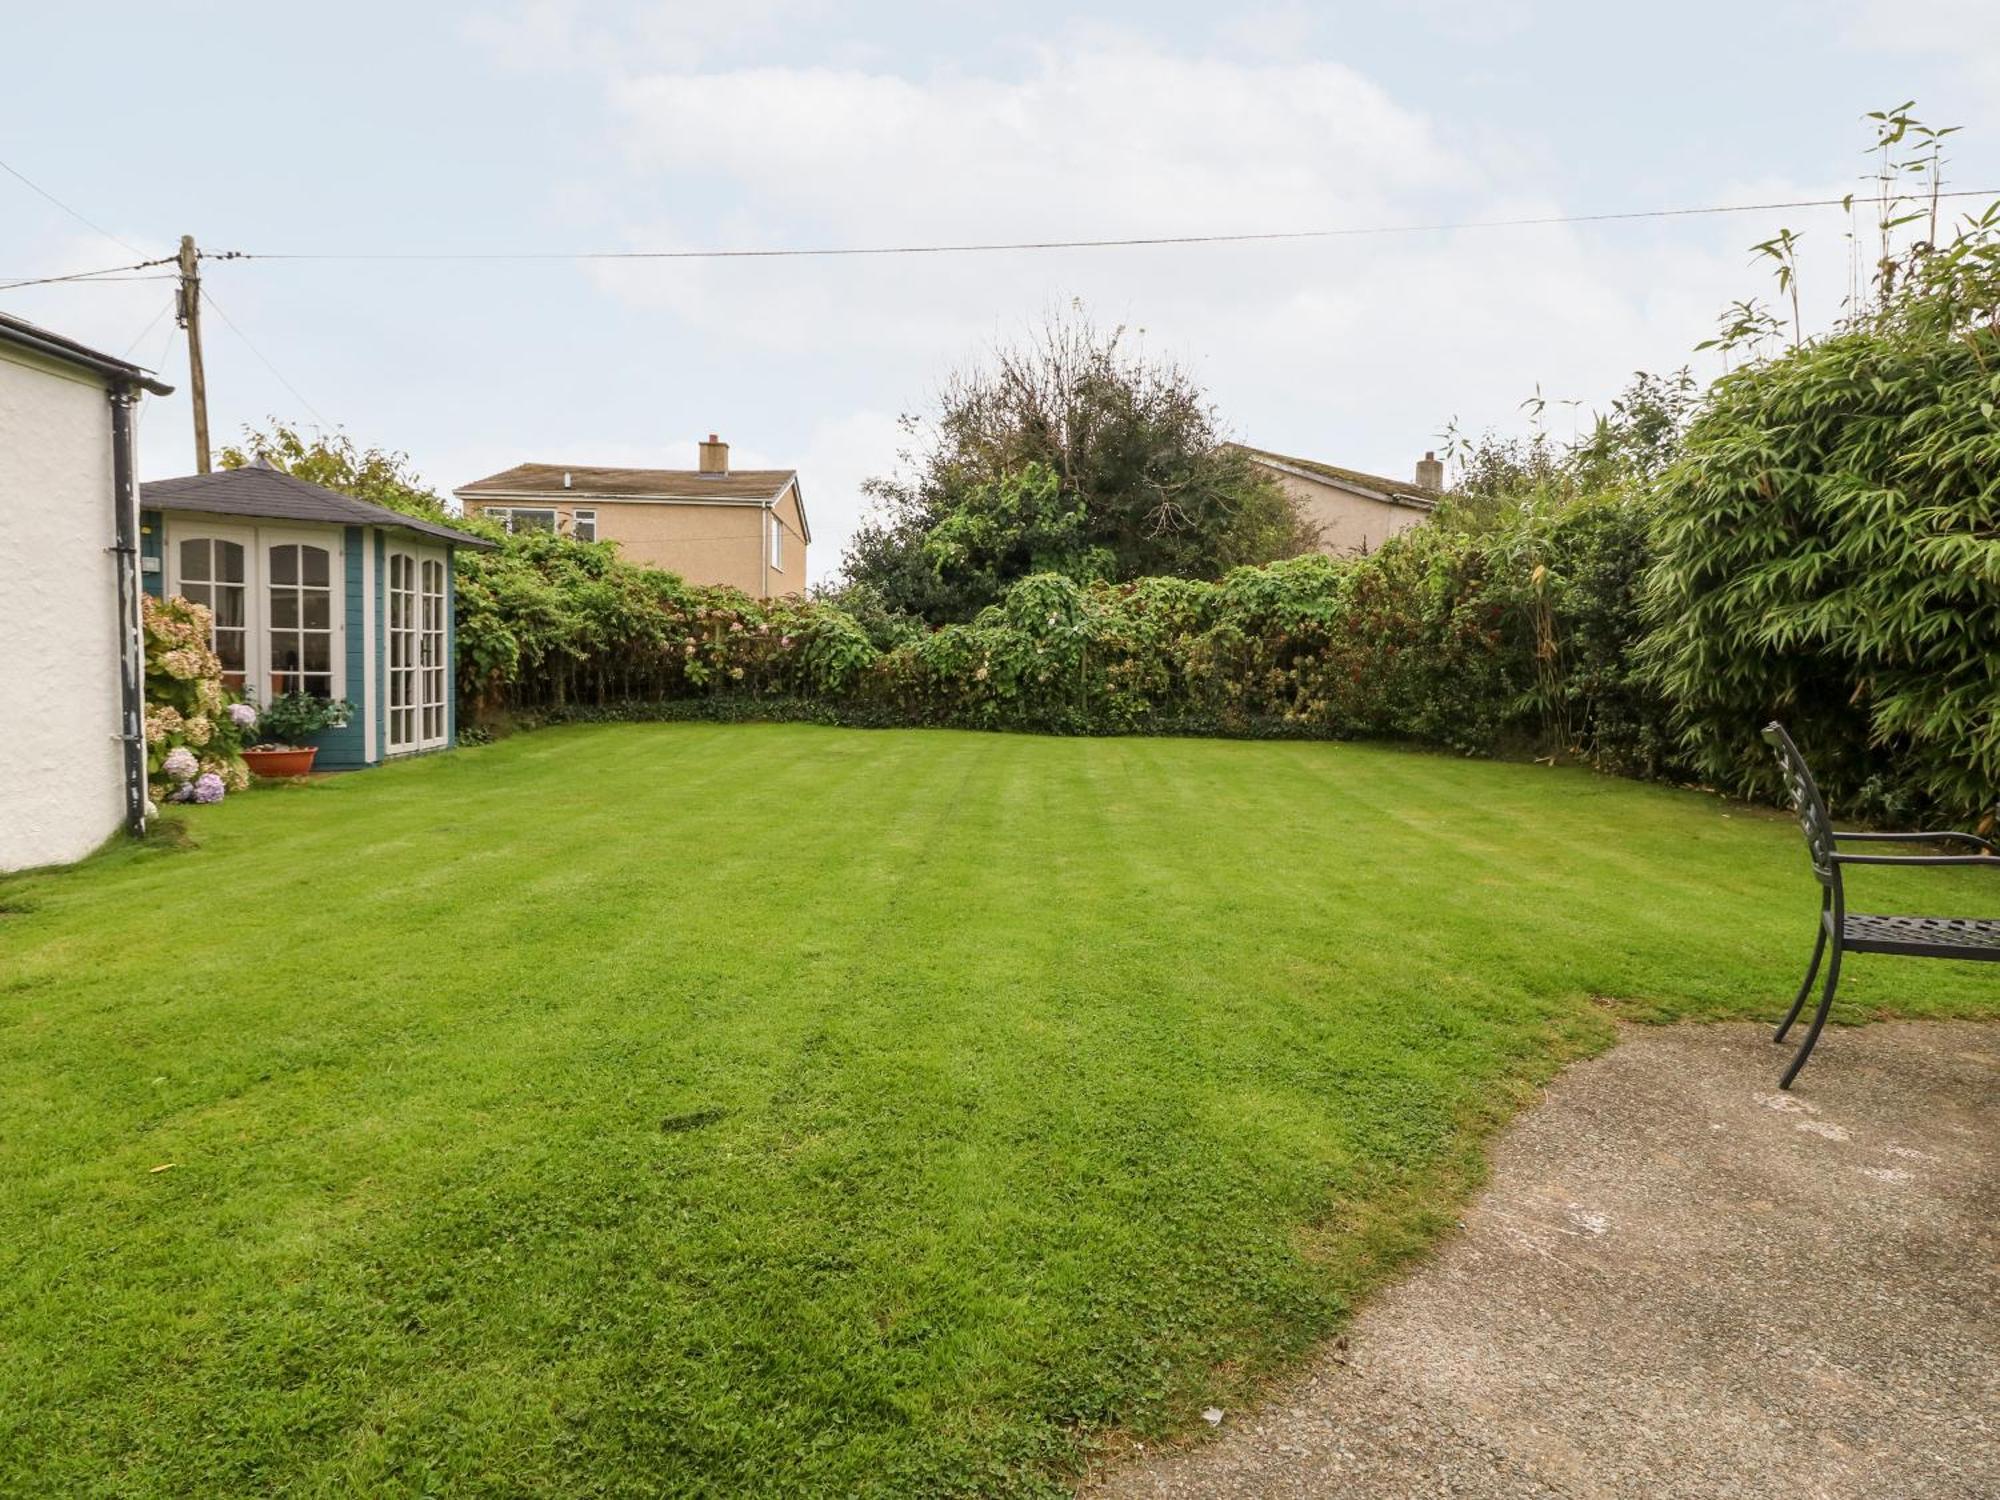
216;629;246;675
179;539;211;581
303;635;331;673
304;592;330;630
217;542;245;582
270;591;297;628
181;582;212;611
270;545;297;585
302;547;330;587
213;585;245;629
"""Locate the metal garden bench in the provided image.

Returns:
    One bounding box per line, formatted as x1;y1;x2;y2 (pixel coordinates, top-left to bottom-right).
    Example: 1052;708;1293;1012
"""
1763;722;2000;1088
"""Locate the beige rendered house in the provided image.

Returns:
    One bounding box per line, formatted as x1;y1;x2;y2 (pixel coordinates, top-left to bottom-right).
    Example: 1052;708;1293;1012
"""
455;436;810;598
1231;443;1443;558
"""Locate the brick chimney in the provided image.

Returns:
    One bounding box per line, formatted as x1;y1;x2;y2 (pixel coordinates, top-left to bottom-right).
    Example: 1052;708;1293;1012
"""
698;433;729;475
1415;450;1444;490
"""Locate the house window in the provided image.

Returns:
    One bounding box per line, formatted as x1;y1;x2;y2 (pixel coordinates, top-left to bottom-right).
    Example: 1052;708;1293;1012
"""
267;543;335;700
769;515;783;570
482;506;556;535
573;509;597;542
176;537;248;689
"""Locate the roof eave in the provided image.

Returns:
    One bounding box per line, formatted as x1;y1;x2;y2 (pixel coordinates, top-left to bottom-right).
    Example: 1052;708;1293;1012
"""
0;316;173;395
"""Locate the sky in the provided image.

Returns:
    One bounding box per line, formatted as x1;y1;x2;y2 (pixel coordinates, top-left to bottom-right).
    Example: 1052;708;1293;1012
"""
6;1;1999;584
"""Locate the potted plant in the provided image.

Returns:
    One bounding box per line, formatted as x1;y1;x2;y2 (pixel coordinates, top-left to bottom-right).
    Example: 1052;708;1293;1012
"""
242;692;354;778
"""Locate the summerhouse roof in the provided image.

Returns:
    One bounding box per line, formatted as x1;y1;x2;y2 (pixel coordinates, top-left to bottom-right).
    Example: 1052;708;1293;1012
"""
142;465;497;549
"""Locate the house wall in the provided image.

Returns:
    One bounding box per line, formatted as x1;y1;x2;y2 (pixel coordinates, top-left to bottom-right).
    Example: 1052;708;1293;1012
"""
0;346;126;871
469;493;808;597
767;483;809;597
1263;468;1432;558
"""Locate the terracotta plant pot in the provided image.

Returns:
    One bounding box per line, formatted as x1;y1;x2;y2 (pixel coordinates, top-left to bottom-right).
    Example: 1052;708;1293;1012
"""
242;746;319;778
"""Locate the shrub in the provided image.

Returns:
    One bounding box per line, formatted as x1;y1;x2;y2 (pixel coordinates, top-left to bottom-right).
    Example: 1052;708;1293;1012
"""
1644;240;2000;821
142;595;249;806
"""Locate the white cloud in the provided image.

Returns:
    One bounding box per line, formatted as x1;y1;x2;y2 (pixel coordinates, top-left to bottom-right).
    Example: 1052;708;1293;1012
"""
464;28;1893;582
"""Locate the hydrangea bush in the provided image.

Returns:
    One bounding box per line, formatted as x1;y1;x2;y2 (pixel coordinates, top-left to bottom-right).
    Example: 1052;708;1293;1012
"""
143;594;249;808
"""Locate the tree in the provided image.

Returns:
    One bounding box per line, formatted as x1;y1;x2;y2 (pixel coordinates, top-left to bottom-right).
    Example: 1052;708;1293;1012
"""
835;308;1312;623
218;423;458;525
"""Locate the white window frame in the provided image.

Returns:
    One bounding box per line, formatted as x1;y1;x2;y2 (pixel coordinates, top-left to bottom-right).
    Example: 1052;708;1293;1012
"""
769;511;783;570
165;522;255;690
481;505;557;535
263;532;341;704
573;508;597;542
163;518;347;711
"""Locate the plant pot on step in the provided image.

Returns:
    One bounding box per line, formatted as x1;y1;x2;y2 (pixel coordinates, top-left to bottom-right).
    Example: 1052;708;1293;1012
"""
242;745;319;778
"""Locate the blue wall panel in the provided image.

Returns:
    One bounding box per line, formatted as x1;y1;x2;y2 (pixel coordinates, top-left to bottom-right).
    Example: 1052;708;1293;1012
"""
309;526;369;769
139;509;163;598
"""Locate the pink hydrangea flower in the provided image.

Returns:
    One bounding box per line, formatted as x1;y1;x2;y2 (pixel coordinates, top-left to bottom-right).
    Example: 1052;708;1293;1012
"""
228;702;257;728
161;746;199;782
192;773;225;805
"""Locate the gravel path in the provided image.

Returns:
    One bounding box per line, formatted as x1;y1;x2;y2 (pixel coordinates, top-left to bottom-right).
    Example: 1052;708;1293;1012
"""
1088;1021;1999;1499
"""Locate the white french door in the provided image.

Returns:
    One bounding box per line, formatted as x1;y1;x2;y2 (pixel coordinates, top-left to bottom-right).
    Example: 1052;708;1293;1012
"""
387;552;417;751
419;556;448;748
387;549;448;753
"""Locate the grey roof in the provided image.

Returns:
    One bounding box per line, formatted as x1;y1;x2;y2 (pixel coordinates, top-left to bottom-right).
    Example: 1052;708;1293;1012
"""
0;310;173;395
1229;443;1440;510
142;465;497;549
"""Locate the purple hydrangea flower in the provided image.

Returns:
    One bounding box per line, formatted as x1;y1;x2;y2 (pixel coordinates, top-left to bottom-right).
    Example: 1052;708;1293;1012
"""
191;772;226;805
161;746;199;782
228;702;257;728
165;782;194;804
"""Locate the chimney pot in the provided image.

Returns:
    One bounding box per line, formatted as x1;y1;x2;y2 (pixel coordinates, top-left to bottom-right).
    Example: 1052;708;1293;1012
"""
563;470;572;489
698;434;729;475
1415;450;1445;490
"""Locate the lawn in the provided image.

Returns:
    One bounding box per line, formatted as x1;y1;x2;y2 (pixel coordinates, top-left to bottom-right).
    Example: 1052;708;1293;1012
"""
2;725;1994;1496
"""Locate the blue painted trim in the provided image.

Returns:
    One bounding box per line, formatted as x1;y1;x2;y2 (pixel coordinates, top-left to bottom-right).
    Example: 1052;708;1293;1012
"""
311;527;369;769
139;509;164;598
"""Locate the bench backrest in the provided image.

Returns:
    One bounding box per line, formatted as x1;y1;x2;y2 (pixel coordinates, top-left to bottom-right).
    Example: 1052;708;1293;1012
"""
1762;722;1837;887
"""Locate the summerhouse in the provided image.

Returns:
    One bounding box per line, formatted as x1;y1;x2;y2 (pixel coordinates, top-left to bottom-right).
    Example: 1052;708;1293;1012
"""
139;464;496;768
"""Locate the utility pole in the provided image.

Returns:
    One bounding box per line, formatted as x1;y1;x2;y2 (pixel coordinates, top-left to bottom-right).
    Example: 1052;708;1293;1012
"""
174;234;211;473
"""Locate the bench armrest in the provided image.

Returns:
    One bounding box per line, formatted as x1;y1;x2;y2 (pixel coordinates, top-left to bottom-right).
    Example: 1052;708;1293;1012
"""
1835;830;1997;852
1832;852;2000;868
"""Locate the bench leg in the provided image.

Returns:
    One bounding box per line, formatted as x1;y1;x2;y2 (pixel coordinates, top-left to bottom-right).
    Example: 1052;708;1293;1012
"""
1774;922;1828;1043
1779;944;1841;1090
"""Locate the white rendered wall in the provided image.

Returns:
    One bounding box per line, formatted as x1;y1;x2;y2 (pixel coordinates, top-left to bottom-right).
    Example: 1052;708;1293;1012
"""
0;349;124;871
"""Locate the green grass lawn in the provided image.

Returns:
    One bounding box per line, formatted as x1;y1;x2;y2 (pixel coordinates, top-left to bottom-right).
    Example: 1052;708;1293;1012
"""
3;726;1994;1496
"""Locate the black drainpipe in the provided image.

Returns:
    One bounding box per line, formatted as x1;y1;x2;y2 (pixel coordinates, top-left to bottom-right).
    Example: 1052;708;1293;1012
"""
109;383;148;835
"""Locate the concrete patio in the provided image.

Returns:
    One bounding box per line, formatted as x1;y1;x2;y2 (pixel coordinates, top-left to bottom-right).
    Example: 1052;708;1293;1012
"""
1091;1020;1999;1499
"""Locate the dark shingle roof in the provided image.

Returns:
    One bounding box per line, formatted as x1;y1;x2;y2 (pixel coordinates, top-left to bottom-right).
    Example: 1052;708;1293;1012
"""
142;466;497;549
1230;443;1439;509
0;310;173;395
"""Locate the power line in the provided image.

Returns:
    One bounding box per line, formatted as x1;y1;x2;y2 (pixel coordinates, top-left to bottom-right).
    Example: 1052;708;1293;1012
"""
0;155;149;257
215;188;2000;264
121;294;175;357
0;261;175;291
199;287;332;430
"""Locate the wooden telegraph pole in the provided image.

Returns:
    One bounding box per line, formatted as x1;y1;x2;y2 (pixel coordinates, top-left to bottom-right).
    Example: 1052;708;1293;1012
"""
174;234;211;473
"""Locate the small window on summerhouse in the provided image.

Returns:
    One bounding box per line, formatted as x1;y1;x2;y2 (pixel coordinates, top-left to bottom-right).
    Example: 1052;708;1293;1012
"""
268;542;335;701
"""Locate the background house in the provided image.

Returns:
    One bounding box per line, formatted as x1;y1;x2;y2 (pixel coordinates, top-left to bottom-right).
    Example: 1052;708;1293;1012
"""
140;465;495;767
0;313;169;872
455;435;810;598
1233;443;1442;557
